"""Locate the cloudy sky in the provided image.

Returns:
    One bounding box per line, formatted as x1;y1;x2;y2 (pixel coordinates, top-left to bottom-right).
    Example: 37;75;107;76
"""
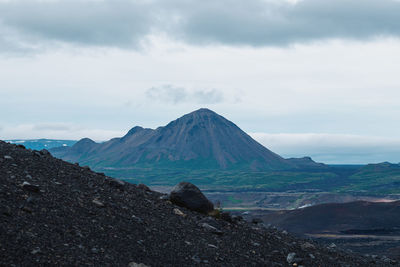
1;0;400;164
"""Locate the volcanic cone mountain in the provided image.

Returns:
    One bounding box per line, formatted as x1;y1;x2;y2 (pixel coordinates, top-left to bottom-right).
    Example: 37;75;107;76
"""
52;108;307;170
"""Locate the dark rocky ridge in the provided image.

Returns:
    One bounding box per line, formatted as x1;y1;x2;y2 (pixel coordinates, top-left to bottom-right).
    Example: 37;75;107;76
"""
51;108;323;171
0;141;393;266
259;200;400;234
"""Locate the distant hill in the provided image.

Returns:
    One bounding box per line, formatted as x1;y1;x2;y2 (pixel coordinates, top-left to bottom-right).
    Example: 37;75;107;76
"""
286;156;327;170
356;162;400;173
342;162;400;193
51;108;323;171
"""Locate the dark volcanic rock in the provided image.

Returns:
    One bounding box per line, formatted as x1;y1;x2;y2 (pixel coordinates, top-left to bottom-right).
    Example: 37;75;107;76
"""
0;140;394;266
220;212;233;223
169;182;214;214
137;183;151;192
107;178;125;189
21;181;40;193
252;218;263;224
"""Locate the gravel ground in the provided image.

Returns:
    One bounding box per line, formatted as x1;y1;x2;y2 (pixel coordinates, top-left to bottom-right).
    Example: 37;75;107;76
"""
0;140;397;266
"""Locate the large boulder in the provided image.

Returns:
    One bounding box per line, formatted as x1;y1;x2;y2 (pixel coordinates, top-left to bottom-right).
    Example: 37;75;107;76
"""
169;182;214;214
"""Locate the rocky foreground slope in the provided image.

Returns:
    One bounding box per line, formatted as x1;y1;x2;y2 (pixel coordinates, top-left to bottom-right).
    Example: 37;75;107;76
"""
0;141;396;266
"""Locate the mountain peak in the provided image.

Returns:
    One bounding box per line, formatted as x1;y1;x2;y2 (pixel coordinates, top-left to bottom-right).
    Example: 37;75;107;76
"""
180;108;220;120
76;138;96;145
52;109;294;170
125;126;144;136
163;108;228;130
192;108;217;115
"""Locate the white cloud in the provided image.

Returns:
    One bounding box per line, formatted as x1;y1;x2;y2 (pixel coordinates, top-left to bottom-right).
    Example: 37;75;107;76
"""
1;38;400;143
146;85;224;104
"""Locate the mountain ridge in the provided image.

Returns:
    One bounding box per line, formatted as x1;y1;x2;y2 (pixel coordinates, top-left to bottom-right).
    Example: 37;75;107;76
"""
51;108;322;171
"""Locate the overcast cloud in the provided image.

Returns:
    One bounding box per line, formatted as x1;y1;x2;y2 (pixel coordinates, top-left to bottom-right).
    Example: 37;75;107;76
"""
1;0;400;52
146;85;224;104
0;0;154;52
